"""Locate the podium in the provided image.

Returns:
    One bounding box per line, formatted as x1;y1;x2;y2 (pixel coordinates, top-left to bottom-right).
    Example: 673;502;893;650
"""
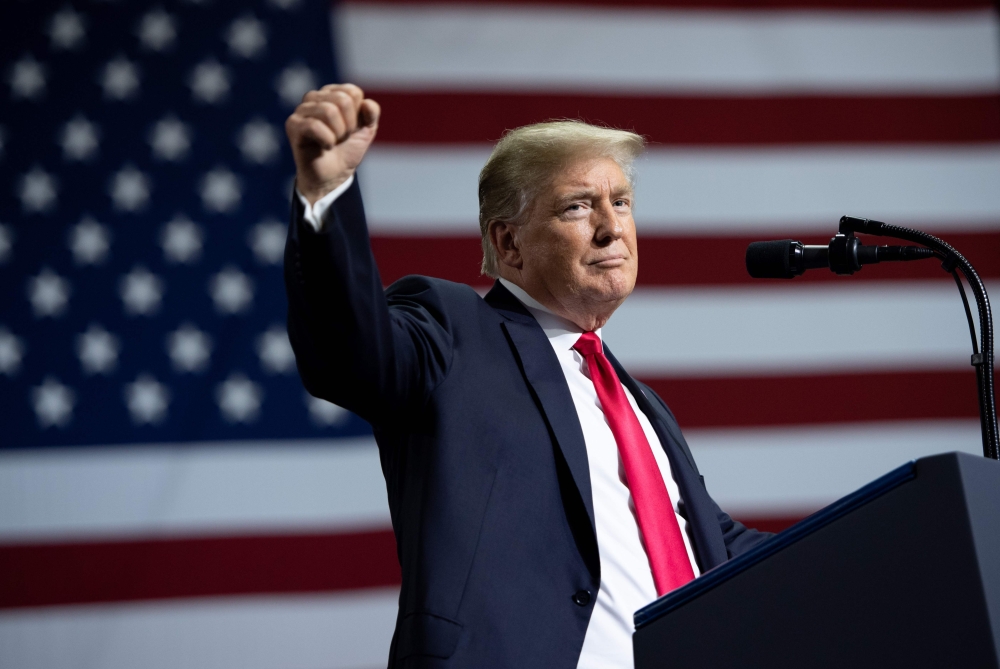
633;452;1000;668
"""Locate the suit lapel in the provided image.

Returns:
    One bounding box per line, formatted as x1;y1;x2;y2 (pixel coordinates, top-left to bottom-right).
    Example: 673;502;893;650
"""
485;282;597;539
604;346;729;570
483;281;728;570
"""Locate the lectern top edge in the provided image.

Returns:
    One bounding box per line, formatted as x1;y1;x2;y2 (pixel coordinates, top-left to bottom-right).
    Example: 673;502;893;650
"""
633;459;917;629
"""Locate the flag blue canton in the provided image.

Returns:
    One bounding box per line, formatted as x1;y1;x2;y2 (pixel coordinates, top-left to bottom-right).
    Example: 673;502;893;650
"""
0;0;371;447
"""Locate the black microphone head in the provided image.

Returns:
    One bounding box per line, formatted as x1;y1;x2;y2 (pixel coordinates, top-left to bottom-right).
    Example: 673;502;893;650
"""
746;240;797;279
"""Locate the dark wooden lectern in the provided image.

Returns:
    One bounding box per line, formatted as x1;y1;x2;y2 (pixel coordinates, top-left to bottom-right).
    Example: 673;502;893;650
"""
633;452;1000;668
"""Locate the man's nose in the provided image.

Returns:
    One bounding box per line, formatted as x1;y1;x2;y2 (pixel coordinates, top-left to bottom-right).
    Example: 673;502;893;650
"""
593;199;624;244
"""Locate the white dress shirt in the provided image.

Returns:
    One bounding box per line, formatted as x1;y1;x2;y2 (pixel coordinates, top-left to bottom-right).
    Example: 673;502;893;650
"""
298;175;354;231
299;182;701;668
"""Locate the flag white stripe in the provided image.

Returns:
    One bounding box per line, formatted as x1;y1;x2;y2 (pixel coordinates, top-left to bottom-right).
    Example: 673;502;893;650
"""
338;5;1000;94
0;589;399;669
2;418;988;542
688;419;983;515
0;439;391;542
358;146;1000;233
605;282;998;375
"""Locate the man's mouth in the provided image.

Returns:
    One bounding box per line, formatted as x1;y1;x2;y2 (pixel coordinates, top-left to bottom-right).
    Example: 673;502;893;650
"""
589;255;626;268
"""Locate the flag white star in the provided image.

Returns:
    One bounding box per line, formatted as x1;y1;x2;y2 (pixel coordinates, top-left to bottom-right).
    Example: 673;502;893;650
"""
256;325;295;374
166;323;212;373
237;118;280;164
227;14;267;59
48;7;87;50
9;55;47;101
119;265;163;316
269;0;302;10
160;215;203;264
0;224;14;264
216;373;263;423
76;323;120;375
305;393;349;426
99;56;141;101
248;219;285;265
32;377;76;428
27;267;71;318
124;373;171;425
68;216;111;265
59;115;100;161
275;63;317;107
109;164;151;212
17;166;58;213
137;8;177;52
189;58;230;104
208;266;254;314
148;115;192;162
199;166;242;213
0;327;25;377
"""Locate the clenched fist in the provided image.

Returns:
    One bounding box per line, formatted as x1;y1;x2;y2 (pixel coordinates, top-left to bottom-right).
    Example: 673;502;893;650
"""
285;83;381;205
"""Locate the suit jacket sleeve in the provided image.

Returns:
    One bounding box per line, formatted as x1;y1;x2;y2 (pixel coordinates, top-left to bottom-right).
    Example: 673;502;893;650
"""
283;178;454;426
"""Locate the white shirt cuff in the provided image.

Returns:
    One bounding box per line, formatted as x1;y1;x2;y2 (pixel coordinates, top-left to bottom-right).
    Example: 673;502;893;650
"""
296;174;355;232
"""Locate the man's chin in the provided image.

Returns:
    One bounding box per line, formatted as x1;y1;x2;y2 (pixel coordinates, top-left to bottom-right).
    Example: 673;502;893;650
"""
602;269;636;295
581;277;635;307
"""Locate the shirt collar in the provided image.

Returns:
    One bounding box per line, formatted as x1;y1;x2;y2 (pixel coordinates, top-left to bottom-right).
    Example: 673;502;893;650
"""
498;278;602;352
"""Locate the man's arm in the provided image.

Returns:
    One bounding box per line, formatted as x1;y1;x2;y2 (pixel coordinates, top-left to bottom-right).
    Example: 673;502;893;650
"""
284;84;454;426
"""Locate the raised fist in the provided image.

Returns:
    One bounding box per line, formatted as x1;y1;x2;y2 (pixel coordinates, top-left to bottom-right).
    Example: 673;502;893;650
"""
285;83;381;205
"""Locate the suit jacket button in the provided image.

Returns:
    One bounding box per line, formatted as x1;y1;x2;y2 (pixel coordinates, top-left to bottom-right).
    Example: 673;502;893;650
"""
572;590;591;607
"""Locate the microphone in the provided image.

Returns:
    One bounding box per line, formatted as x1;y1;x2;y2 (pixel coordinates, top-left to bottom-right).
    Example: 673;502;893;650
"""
746;235;936;279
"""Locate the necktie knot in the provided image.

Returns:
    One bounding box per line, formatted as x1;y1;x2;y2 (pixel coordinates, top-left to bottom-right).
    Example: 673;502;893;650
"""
573;332;602;358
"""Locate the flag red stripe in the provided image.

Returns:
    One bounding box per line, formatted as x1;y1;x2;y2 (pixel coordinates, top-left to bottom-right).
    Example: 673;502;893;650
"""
0;530;401;609
635;232;1000;286
734;516;806;534
369;92;1000;146
0;518;809;609
641;370;984;429
344;0;993;11
370;231;1000;287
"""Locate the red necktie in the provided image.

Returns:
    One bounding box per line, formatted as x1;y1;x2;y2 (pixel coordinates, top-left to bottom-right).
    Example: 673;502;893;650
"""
573;332;696;596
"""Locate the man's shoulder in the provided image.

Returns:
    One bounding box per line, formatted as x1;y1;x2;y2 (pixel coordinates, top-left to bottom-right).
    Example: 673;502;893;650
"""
386;274;482;301
385;275;493;317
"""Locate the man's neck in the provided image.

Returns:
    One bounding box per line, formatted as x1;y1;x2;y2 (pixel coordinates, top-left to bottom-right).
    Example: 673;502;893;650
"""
498;278;554;316
495;275;614;332
499;278;602;343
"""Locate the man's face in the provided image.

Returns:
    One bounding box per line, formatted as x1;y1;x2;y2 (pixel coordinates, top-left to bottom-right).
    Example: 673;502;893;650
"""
515;156;638;323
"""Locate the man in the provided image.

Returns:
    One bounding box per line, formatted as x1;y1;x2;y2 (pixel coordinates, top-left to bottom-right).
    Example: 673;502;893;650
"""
284;84;771;668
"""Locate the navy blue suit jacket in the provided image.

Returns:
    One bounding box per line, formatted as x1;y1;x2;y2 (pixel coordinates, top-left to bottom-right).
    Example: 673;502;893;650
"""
284;178;770;668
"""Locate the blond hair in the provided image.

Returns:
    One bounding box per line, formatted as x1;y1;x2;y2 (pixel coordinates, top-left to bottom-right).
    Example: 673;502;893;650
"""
477;120;645;277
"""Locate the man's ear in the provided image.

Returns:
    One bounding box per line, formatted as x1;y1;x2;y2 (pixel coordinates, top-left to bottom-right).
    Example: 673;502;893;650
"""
488;220;523;270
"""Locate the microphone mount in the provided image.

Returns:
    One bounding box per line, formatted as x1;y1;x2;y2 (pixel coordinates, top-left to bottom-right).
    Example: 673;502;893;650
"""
826;231;936;276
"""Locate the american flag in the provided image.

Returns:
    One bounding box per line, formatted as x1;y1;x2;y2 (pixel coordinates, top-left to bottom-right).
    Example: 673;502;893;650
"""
1;1;998;667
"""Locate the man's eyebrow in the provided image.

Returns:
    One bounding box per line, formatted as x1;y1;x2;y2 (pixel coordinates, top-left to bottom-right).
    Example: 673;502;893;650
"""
554;189;600;204
553;187;633;205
